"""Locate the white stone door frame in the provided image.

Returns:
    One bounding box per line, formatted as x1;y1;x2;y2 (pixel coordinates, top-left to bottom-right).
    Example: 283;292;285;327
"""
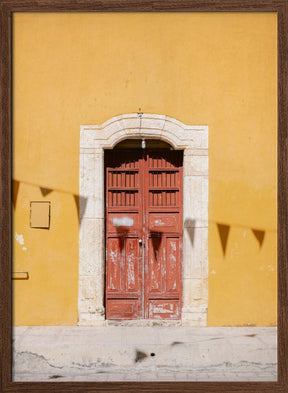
79;113;208;326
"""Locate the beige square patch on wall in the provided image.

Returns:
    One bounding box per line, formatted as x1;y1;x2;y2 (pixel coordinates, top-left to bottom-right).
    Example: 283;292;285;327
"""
30;201;51;229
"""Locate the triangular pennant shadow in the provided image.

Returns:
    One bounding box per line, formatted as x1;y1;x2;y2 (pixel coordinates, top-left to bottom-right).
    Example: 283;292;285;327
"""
12;180;20;208
252;229;265;248
40;187;53;197
74;194;88;224
217;223;230;256
184;218;196;247
150;231;162;260
116;228;128;251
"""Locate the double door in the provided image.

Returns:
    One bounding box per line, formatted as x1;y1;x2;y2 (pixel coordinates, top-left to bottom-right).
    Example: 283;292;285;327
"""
105;148;183;320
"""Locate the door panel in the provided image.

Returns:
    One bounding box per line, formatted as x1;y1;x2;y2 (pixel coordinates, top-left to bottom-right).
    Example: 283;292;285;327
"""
106;237;121;293
166;237;180;294
107;213;139;233
106;299;140;319
144;150;183;319
148;236;163;293
105;150;143;319
105;148;182;320
148;213;179;231
125;238;140;292
148;299;180;320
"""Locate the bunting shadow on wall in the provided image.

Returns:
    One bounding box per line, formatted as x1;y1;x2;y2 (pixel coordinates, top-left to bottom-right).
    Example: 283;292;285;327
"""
12;177;268;254
150;231;163;260
12;179;88;226
217;223;230;257
74;195;88;224
113;217;133;251
40;187;53;197
184;218;196;247
252;229;265;249
116;228;129;251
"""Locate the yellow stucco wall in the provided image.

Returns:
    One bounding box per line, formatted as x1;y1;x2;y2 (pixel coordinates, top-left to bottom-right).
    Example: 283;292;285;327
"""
13;12;277;326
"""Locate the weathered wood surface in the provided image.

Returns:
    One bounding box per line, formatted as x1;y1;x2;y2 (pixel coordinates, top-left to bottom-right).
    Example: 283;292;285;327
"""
105;149;183;320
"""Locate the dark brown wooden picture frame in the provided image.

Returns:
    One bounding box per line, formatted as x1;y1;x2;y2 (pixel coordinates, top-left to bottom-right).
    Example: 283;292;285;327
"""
1;1;287;392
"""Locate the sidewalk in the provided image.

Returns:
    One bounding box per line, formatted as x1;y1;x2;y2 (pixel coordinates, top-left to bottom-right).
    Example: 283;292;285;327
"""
13;326;277;382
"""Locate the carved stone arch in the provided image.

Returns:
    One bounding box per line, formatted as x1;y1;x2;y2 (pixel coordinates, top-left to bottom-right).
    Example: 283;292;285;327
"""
79;113;208;326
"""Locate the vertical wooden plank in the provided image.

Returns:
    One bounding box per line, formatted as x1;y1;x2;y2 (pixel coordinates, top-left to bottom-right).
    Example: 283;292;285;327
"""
166;238;179;293
107;238;121;292
106;148;182;320
105;149;143;319
125;238;139;292
145;149;183;319
148;237;162;292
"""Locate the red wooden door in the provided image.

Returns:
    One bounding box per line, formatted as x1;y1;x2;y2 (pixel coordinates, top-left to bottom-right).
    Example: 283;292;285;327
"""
105;148;183;320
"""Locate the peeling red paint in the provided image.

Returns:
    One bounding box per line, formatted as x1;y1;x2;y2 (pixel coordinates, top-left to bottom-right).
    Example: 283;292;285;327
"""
105;148;183;320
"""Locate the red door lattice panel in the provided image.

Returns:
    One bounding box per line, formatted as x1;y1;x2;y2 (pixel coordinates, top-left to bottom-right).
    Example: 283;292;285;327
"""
105;149;183;320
